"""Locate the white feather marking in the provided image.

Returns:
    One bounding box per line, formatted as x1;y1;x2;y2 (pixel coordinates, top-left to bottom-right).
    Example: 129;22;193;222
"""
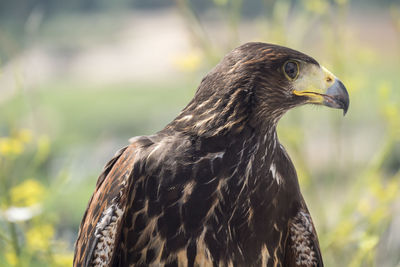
128;136;141;143
260;243;270;266
176;114;193;122
196;227;214;266
194;114;217;128
290;211;318;266
270;163;276;177
182;180;196;203
269;162;283;185
92;203;124;267
213;151;225;158
147;143;162;159
196;98;212;108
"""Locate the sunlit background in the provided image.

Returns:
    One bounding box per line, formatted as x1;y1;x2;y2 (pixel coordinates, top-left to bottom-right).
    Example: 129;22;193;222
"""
0;0;399;266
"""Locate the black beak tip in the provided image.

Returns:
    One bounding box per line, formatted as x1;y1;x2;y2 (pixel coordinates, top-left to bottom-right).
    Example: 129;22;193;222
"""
338;80;349;116
326;79;350;116
343;105;348;116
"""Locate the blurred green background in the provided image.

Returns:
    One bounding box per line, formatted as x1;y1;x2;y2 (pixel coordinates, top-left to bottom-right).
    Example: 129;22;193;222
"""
0;0;399;266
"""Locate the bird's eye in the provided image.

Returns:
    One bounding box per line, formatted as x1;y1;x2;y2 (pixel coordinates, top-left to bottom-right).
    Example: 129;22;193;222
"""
283;61;299;80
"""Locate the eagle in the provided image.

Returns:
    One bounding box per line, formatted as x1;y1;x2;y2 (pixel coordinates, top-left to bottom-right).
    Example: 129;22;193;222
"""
74;42;349;267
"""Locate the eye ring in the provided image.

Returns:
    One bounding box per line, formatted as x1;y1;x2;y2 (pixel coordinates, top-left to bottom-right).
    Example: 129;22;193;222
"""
283;61;299;81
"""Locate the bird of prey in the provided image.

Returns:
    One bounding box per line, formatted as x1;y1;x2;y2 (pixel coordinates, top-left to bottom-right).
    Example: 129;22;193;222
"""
74;42;349;267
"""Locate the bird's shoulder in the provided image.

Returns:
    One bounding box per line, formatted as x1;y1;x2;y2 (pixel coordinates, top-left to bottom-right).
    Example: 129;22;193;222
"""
73;135;160;267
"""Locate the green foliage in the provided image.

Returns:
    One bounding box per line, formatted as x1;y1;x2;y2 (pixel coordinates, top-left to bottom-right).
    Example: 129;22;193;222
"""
0;129;72;266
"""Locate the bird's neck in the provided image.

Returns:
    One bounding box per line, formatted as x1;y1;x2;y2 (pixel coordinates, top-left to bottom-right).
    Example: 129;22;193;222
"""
237;124;280;184
167;77;255;137
194;122;280;192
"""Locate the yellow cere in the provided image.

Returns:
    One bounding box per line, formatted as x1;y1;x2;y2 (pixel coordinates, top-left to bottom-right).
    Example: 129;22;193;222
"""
292;65;336;103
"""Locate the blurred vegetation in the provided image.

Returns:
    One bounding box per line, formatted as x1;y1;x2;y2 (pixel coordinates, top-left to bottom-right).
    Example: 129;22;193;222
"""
0;129;72;266
0;0;399;266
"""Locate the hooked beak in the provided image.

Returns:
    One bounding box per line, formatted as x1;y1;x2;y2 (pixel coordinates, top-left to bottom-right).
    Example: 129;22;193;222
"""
292;65;350;115
322;79;349;115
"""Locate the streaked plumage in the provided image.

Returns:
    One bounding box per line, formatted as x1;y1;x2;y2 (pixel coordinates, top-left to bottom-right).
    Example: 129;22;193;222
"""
74;42;349;267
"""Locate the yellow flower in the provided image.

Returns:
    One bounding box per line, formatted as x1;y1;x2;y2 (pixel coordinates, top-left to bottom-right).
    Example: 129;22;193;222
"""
359;234;378;252
5;251;18;266
0;137;23;156
0;129;33;157
26;224;54;251
10;179;46;207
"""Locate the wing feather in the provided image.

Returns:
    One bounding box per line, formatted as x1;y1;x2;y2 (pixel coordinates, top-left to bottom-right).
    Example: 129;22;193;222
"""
284;208;323;267
73;142;142;267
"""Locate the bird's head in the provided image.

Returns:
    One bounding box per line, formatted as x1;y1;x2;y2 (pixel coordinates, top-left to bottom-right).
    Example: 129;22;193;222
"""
232;43;349;118
171;42;349;136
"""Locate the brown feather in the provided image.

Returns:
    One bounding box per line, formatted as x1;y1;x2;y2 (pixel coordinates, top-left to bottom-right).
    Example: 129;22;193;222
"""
74;143;140;266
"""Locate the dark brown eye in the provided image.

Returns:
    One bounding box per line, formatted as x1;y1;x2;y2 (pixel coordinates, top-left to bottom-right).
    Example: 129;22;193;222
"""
284;61;299;80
